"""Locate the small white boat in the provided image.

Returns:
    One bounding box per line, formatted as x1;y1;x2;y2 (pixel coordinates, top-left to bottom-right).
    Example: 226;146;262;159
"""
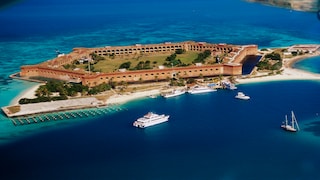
149;95;157;98
187;86;216;94
133;112;169;128
163;89;185;98
222;81;237;90
235;92;250;100
281;111;300;132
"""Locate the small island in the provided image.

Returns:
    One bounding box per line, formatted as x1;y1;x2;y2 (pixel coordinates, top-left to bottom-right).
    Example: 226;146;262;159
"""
246;0;319;12
2;42;320;120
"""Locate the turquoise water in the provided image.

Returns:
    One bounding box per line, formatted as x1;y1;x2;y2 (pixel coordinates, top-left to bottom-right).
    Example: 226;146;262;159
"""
294;56;320;74
1;0;320;179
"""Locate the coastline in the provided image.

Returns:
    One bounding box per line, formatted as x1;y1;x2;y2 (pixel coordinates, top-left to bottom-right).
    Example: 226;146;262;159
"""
10;83;43;105
4;52;320;117
106;89;160;104
236;53;320;84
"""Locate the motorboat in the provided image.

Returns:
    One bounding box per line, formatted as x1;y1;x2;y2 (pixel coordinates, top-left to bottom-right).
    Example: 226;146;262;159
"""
235;92;250;100
187;86;216;94
163;89;185;98
133;112;169;128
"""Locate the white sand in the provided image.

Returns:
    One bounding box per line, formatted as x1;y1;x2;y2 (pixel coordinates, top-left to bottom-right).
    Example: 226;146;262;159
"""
237;54;320;84
10;83;43;105
237;68;320;84
106;89;160;104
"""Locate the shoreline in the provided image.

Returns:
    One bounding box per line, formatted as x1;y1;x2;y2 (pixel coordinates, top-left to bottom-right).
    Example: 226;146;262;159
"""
236;53;320;84
4;52;320;117
106;89;160;104
10;83;43;105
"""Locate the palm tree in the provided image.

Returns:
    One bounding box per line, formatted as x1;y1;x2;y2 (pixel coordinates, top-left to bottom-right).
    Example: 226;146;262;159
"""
35;85;50;97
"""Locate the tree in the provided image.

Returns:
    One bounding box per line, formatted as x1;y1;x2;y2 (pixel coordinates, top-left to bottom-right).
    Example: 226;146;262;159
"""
175;49;185;54
193;50;211;64
119;62;131;69
90;53;105;61
35;85;50;97
271;61;282;70
265;52;281;61
186;78;196;84
166;53;177;62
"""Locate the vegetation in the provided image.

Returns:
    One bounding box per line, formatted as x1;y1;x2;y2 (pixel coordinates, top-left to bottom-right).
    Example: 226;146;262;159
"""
186;78;196;84
72;51;199;73
63;64;76;70
7;106;21;114
163;53;188;67
119;61;131;69
291;50;305;56
132;60;152;70
192;50;211;64
256;52;283;71
18;80;111;104
90;53;105;61
169;79;185;86
88;82;111;95
264;52;281;61
175;49;186;54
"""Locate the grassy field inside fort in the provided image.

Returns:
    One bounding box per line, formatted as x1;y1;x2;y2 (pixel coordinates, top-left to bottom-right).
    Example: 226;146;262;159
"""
75;51;211;73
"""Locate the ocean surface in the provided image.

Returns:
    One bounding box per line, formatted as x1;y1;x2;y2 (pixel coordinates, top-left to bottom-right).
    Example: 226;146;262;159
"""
1;0;320;179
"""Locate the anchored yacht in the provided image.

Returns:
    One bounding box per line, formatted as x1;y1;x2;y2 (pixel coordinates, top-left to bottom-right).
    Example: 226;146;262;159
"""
187;86;216;94
163;89;186;98
133;112;169;128
235;92;250;100
281;111;300;132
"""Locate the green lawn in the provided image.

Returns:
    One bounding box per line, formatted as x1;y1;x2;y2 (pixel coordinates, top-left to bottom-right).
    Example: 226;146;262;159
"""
75;51;201;73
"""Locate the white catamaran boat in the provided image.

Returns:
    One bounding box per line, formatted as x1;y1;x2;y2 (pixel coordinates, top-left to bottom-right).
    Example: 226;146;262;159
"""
281;111;300;132
187;86;216;94
133;112;170;128
163;89;186;98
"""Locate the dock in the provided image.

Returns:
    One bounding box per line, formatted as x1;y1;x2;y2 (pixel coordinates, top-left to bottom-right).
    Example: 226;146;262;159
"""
8;105;126;126
1;97;106;118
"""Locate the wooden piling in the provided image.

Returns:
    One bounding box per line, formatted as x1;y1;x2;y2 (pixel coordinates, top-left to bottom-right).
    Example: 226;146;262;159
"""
11;118;17;126
32;117;37;123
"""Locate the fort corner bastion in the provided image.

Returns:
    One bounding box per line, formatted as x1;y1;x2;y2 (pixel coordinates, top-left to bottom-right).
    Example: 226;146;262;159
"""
19;41;258;87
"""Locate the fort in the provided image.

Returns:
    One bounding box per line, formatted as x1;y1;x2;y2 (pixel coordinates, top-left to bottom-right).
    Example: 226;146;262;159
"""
19;41;258;87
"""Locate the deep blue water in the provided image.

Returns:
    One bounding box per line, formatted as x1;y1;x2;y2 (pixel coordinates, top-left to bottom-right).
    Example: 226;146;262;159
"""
2;81;320;180
1;0;320;179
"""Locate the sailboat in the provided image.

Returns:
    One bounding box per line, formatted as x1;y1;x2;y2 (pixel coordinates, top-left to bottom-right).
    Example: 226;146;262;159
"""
281;111;300;132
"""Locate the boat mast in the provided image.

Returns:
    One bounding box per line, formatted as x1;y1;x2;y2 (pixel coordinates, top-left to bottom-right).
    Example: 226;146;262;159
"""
285;115;288;126
291;111;300;131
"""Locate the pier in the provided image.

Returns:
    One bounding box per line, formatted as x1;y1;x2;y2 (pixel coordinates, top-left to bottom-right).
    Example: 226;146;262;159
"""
8;105;126;126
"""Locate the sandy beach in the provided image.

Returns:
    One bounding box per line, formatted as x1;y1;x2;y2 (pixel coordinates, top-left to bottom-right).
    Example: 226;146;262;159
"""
10;83;43;105
106;89;160;104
